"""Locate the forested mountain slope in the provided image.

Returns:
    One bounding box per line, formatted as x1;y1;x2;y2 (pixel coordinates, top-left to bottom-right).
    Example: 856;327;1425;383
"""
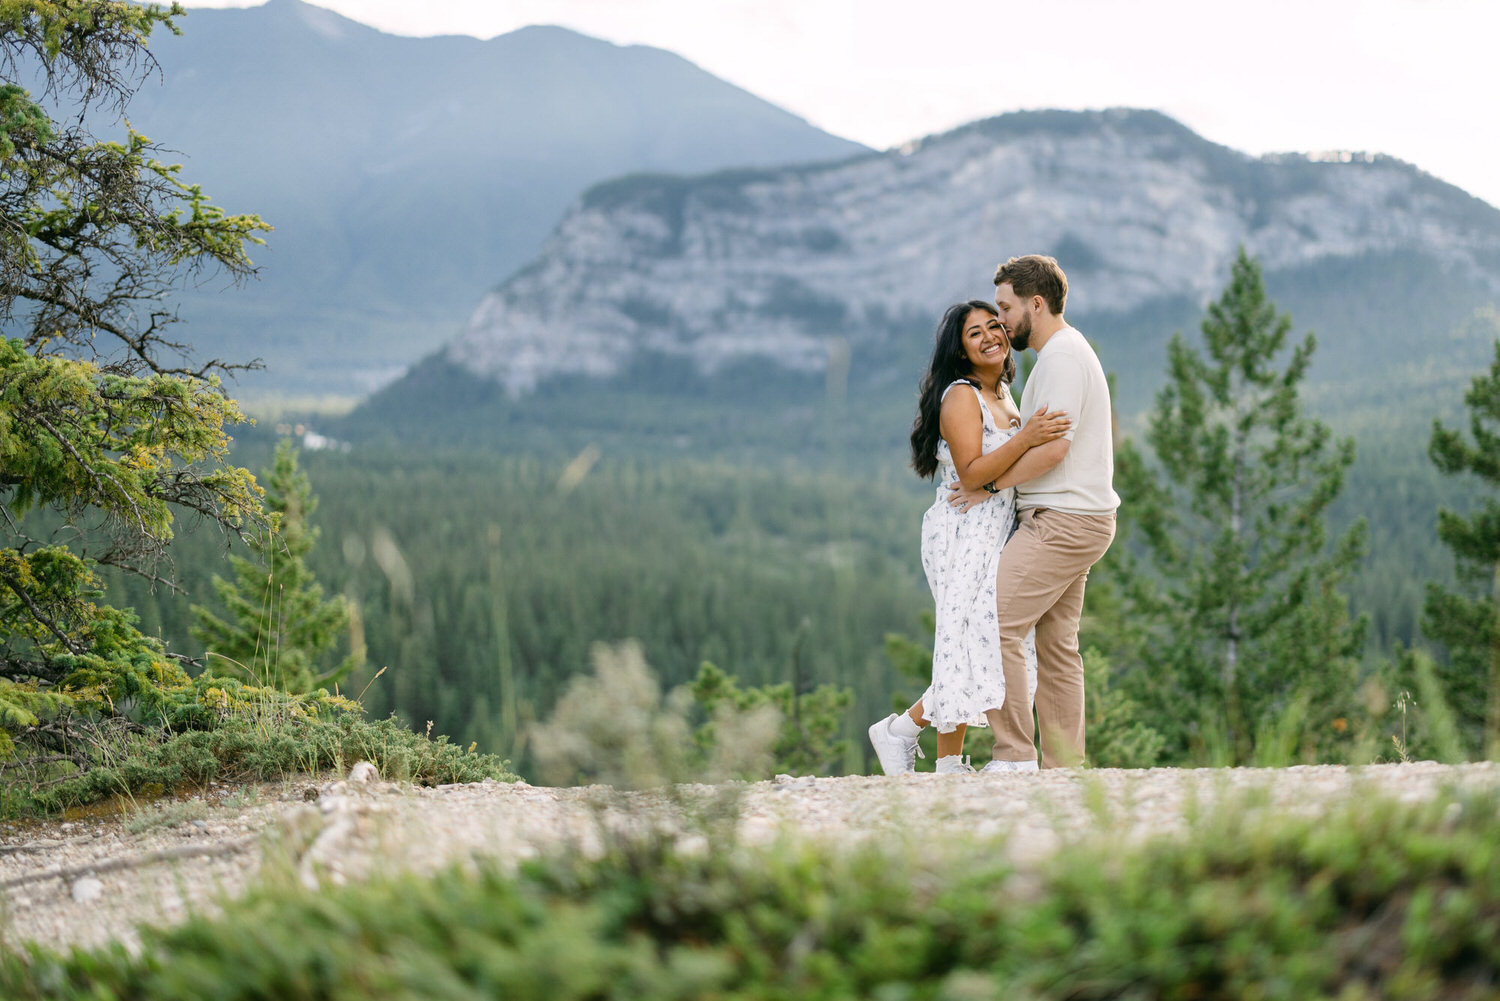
340;110;1500;704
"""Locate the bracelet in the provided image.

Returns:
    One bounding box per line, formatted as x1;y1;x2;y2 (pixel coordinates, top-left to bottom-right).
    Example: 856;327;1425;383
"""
982;482;1000;494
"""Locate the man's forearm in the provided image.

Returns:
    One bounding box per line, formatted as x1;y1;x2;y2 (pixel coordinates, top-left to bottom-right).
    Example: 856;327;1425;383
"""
992;439;1068;489
955;432;1031;490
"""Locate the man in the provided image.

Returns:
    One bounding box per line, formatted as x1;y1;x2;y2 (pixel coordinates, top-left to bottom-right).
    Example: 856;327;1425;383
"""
968;255;1118;770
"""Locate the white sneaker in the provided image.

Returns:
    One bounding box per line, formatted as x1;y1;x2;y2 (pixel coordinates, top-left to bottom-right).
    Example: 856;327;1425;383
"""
980;758;1039;774
935;754;977;774
868;714;924;775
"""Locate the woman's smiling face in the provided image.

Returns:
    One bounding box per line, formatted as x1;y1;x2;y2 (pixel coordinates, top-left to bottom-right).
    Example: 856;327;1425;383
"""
961;307;1009;373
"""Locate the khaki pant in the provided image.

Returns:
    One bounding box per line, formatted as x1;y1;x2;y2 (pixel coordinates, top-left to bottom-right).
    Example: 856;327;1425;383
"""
984;508;1116;767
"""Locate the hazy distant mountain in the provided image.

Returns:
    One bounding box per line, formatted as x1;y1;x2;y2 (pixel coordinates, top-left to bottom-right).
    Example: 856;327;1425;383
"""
366;108;1498;445
111;0;866;401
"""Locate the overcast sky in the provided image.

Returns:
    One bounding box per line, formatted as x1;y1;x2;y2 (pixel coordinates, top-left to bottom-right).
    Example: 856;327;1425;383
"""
186;0;1500;208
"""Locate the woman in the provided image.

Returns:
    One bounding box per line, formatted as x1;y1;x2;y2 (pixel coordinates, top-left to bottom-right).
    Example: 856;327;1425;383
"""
869;300;1069;774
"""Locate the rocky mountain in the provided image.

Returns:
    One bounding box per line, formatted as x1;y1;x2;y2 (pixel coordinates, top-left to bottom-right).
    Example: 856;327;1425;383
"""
413;109;1499;431
104;0;866;401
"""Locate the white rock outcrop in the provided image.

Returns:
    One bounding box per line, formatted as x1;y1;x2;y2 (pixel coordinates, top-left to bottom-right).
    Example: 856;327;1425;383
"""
444;110;1500;397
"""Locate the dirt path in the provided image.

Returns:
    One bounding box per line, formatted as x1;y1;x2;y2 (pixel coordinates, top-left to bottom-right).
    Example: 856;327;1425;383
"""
3;761;1497;954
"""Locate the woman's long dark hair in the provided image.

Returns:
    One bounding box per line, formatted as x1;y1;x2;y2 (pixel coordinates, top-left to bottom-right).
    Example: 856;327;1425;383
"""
910;300;1015;479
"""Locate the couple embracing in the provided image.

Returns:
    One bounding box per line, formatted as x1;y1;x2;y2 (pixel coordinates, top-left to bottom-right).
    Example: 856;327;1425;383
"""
870;255;1119;774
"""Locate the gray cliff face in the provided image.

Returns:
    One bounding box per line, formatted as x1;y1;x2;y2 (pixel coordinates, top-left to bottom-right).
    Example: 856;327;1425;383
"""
444;109;1500;396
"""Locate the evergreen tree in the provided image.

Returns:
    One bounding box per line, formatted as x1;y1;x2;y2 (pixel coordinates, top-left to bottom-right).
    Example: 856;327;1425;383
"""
1424;327;1500;757
691;661;851;776
1116;249;1366;763
192;441;361;693
1;3;269;751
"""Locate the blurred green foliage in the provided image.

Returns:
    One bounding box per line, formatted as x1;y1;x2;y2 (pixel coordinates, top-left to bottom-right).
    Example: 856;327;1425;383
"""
691;660;852;776
4;787;1497;999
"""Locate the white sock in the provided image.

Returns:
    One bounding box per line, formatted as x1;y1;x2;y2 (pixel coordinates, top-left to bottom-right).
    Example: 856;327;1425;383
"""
890;712;923;739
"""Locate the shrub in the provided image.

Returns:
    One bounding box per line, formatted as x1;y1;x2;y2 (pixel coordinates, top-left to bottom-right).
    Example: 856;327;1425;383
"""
5;690;514;818
3;788;1497;999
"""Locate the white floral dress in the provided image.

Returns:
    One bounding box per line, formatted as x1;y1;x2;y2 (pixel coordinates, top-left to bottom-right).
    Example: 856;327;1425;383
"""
919;381;1038;733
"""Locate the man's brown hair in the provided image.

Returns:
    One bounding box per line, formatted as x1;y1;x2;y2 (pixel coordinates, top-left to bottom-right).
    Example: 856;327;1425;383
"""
993;255;1068;315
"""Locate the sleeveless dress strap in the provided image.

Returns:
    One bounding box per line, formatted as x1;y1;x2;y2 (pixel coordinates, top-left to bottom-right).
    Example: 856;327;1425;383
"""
937;379;975;403
970;382;999;431
930;379;1002;447
975;384;998;432
939;379;999;431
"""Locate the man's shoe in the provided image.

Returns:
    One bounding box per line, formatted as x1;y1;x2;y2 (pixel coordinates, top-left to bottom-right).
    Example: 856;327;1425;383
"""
868;714;923;774
935;754;977;774
979;758;1039;774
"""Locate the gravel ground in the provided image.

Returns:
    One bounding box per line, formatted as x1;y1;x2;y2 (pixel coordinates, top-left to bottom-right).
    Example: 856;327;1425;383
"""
3;761;1498;954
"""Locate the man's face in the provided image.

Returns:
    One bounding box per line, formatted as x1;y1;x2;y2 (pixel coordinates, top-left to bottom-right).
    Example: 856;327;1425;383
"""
994;283;1033;351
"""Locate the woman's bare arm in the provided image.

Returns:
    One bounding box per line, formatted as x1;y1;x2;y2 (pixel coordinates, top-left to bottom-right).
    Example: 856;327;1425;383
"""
948;437;1072;511
941;392;1070;491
